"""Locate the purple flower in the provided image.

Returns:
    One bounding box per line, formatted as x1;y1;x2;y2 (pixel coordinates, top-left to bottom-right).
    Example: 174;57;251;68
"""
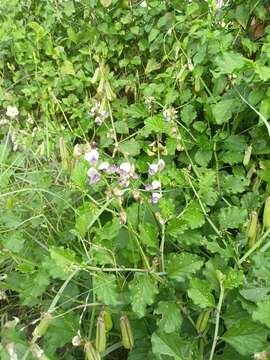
118;178;130;188
99;110;109;118
85;149;99;165
151;192;162;204
148;163;159;176
87;168;101;184
95;117;103;126
158;159;165;171
106;164;118;174
119;162;132;176
145;180;161;191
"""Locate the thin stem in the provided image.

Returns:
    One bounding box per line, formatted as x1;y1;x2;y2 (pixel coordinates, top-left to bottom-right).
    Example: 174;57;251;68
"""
209;281;224;360
160;221;166;273
239;228;270;265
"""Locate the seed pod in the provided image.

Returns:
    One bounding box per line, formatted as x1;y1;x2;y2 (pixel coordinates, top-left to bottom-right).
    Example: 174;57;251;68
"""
263;196;270;229
120;315;134;350
33;313;52;339
84;341;101;360
151;257;159;272
247;210;259;248
243;145;252;167
96;316;106;353
196;309;211;333
100;310;113;332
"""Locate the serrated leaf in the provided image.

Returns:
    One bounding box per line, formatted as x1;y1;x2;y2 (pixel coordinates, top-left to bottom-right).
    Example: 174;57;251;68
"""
145;58;161;74
182;201;205;229
154;301;183;333
93;273;119;306
215;52;245;74
151;332;193;360
166;253;203;282
219;206;247;229
188;279;215;309
224;269;244;289
61;60;75;76
252;300;270;328
100;0;112;7
50;246;77;271
180;104;197;126
223;175;250;194
222;319;268;355
129;274;158;317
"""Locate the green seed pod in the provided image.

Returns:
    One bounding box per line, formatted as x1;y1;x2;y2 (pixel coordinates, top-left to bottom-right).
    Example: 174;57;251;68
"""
32;313;52;339
243;145;252;167
120;315;134;350
247;210;258;248
84;341;101;360
100;310;113;332
196;310;211;333
263;196;270;229
96;316;106;353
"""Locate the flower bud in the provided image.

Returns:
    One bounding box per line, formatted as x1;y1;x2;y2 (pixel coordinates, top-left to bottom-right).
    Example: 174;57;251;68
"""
120;315;134;350
100;310;113;331
196;309;211;333
263;196;270;229
84;341;101;360
96;316;106;353
33;313;52;339
247;211;258;248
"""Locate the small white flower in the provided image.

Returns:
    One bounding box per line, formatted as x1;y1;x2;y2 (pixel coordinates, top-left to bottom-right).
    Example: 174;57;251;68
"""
151;180;161;190
87;168;101;184
151;192;162;204
72;335;82;347
158;159;165;171
148;163;159;176
98;161;110;171
85;149;99;164
6;106;19;118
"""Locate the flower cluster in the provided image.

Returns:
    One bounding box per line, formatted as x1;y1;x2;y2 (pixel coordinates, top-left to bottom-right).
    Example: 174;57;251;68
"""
84;145;166;206
163;107;177;122
89;102;109;126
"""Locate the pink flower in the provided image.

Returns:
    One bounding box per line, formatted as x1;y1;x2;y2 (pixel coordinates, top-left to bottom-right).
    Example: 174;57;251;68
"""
148;163;159;176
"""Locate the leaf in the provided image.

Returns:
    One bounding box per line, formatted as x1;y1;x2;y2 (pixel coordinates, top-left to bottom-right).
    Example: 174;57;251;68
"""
151;332;193;360
100;0;112;7
215;52;245;74
129;274;158;318
166;253;203;282
252;301;270;328
219;206;247;229
235;4;250;28
223;175;250;194
50;246;77;271
240;287;269;303
144;116;169;134
180;104;197;126
182;201;205;229
224;269;245;289
222;319;268;355
93;273;119;306
145;58;161;74
188;279;215;309
212;99;235;124
254;64;270;81
2;232;25;253
119;138;141;156
154;301;183;333
61;60;75;76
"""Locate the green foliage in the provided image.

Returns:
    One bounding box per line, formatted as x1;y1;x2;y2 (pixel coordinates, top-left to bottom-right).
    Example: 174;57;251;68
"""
1;0;270;359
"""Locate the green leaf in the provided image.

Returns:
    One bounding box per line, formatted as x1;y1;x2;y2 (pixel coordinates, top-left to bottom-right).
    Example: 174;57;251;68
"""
144;116;170;134
215;52;246;74
224;269;244;289
129;274;158;318
151;332;193;360
100;0;112;7
182;201;205;229
252;301;270;328
212;99;235;124
145;58;161;74
61;60;75;76
222;319;268;355
154;301;183;333
2;232;25;253
180;104;197;126
93;273;119;306
235;4;250;28
223;175;250;194
254;64;270;81
50;246;77;271
119;138;141;156
166;253;203;282
219;206;247;229
188;279;215;309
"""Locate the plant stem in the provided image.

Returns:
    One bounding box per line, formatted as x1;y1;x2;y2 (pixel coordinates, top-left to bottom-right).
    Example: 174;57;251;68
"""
239;228;270;265
209;280;224;360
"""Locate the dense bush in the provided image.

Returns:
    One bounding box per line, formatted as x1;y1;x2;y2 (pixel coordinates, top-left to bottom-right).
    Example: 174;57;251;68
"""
1;0;270;359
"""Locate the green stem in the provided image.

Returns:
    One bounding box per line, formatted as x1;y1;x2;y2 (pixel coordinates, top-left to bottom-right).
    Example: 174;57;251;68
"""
239;229;270;265
209;280;224;360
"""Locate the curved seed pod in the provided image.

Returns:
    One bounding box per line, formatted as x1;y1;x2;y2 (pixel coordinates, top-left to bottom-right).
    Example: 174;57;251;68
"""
263;196;270;229
120;315;134;350
100;310;113;332
84;341;101;360
33;313;52;339
96;316;106;353
247;210;259;248
196;310;211;333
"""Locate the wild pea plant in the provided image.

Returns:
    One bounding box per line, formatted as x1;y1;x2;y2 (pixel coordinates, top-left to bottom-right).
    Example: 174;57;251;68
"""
1;0;270;359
